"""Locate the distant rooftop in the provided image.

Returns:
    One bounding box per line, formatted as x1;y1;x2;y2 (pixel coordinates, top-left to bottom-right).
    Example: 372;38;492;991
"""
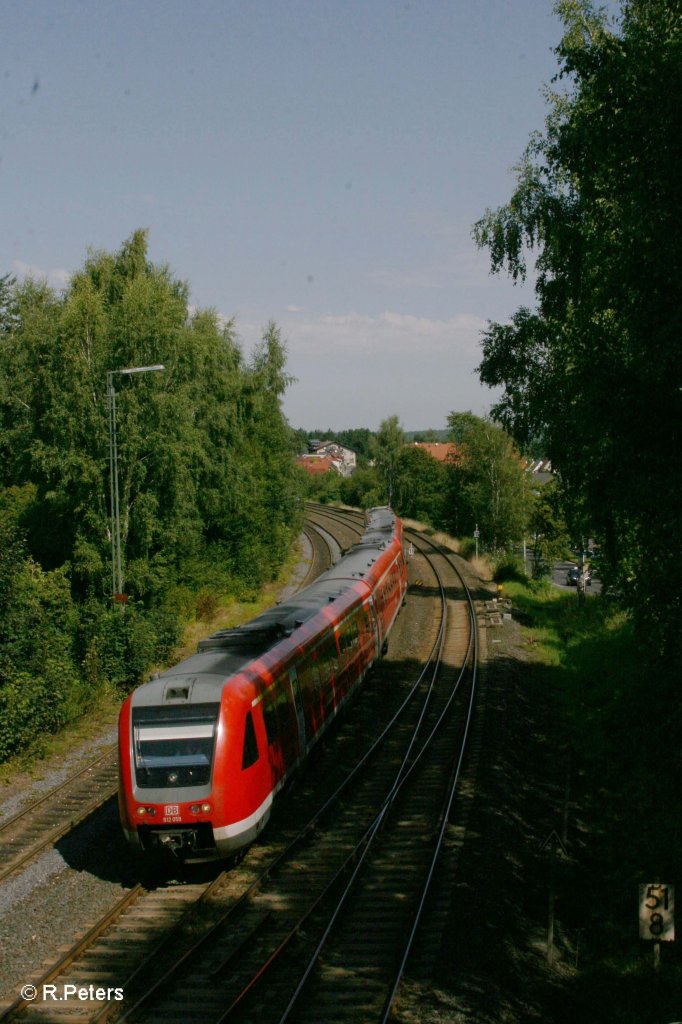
410;442;459;463
295;455;339;475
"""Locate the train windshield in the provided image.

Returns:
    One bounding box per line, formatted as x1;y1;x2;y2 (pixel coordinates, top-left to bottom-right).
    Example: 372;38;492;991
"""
132;702;220;788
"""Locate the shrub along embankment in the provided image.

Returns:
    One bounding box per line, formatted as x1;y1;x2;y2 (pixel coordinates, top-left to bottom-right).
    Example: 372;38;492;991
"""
500;579;682;1022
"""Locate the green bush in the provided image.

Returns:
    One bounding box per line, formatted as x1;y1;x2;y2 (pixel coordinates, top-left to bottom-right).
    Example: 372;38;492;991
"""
492;554;527;583
76;599;180;695
162;584;197;622
458;536;477;560
196;587;221;621
0;660;74;761
147;605;182;662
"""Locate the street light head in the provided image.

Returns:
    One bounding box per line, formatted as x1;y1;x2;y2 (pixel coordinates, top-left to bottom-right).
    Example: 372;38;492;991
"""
116;364;165;376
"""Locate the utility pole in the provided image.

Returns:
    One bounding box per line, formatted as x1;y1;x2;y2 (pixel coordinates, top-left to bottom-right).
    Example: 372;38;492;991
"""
541;829;568;966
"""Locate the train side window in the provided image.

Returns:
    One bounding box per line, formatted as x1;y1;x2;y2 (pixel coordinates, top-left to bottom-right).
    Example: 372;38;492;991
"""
317;646;329;685
263;699;278;745
324;635;338;677
301;657;321;693
242;710;259;769
276;685;295;732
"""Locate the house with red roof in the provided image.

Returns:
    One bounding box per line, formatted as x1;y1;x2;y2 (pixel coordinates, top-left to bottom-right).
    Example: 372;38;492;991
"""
410;442;460;464
295;455;341;476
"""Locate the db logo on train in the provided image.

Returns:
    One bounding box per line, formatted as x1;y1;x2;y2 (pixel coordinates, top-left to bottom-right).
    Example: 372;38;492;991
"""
163;804;181;822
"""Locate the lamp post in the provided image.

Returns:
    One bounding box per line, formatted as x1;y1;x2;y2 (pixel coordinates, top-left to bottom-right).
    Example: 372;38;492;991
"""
107;364;165;602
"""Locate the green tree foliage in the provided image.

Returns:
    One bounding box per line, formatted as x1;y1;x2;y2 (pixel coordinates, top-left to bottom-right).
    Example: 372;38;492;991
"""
527;477;570;578
0;232;303;758
392;445;447;526
0;232;302;599
375;416;405;506
0;490;80;759
445;413;527;550
304;469;344;505
340;466;382;510
473;1;682;655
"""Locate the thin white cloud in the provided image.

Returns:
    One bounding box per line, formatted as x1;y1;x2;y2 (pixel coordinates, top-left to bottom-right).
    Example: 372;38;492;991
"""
275;307;495;430
13;260;71;289
283;310;486;357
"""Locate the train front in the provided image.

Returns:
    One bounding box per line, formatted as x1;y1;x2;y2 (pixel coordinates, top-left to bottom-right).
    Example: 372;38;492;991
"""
118;673;228;862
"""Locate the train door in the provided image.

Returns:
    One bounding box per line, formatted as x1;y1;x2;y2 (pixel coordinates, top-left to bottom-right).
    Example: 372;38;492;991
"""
288;667;307;754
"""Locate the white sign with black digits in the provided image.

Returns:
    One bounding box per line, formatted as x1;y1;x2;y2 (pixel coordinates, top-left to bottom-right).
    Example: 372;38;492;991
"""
639;884;675;942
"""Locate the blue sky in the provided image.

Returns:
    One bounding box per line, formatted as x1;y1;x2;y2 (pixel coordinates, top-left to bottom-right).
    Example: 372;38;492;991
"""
2;1;577;431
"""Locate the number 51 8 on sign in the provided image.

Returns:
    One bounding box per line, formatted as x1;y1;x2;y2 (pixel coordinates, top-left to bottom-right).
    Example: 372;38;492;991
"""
639;884;675;942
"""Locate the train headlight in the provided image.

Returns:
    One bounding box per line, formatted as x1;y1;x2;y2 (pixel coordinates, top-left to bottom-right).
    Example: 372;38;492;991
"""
136;806;157;817
190;803;211;815
167;771;179;784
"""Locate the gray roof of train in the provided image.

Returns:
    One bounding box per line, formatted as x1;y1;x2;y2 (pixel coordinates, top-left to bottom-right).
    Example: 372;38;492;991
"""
131;511;396;707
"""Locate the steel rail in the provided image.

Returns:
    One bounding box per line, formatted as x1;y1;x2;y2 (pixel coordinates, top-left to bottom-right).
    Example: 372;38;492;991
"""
110;514;448;1024
68;521;343;1024
305;502;365;543
299;524;333;591
0;747;115;838
304;514;363;556
0;884;145;1022
0;520;336;892
275;533;468;1023
0;756;119;885
0;513;344;1023
88;869;231;1024
22;508;361;1024
380;528;480;1022
221;537;449;1022
274;511;482;1024
183;528;456;1023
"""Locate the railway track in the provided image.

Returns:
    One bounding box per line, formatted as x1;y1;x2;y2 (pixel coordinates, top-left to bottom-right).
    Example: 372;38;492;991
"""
0;747;119;885
0;515;344;1022
221;521;479;1024
0;520;336;894
299;522;335;589
1;507;484;1024
85;511;479;1024
305;503;365;554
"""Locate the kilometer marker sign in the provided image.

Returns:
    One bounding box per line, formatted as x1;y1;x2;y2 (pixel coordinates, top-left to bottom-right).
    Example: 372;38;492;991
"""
639;883;675;942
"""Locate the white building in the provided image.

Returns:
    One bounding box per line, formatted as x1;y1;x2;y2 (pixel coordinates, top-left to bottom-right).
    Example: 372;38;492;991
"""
308;440;357;477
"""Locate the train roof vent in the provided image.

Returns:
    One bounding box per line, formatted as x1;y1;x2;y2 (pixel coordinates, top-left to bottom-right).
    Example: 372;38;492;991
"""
163;679;194;703
197;623;286;653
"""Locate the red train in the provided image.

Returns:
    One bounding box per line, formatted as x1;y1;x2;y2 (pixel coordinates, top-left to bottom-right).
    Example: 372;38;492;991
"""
118;508;407;861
